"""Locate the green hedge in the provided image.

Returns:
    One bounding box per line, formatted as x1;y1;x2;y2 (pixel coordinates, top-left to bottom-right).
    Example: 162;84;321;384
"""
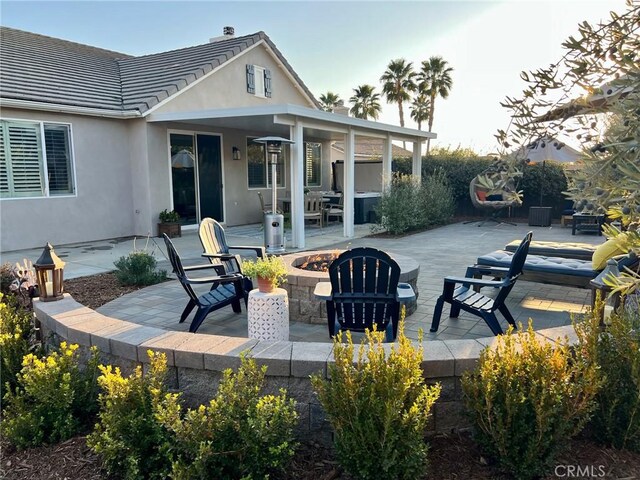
393;155;569;218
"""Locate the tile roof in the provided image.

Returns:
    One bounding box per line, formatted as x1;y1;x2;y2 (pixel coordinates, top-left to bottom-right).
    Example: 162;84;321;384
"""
0;27;319;114
332;138;413;158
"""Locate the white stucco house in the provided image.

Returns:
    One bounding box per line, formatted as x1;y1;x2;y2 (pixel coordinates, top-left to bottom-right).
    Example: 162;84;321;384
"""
0;26;435;251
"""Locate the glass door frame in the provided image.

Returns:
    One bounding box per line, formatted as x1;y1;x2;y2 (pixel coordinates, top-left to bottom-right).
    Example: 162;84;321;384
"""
167;128;226;228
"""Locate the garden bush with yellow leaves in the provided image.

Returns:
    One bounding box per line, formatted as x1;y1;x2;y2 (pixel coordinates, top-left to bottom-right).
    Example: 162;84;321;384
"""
157;353;298;480
462;323;600;480
0;293;39;397
88;351;174;480
311;321;441;480
1;342;99;449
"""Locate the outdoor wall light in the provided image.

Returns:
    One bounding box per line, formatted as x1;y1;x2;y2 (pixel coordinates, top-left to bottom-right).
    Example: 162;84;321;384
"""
34;243;65;302
232;146;241;161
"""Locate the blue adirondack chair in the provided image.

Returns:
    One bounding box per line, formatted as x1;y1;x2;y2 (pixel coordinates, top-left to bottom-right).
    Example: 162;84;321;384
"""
430;232;533;336
314;247;415;342
163;234;249;333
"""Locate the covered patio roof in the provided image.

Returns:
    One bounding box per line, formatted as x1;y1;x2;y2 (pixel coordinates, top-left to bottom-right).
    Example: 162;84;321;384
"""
148;104;436;249
147;104;436;142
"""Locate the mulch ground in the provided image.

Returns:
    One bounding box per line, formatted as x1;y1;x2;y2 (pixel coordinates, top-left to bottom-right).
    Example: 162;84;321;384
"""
3;432;640;480
64;272;146;310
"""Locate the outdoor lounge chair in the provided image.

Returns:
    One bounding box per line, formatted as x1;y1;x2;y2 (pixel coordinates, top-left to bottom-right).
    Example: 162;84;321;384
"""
476;249;638;288
430;232;533;336
504;239;598;261
198;217;265;278
313;247;415;342
163;234;249;333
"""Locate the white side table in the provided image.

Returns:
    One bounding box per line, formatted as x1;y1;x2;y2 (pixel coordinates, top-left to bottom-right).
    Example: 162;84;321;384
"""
247;288;289;341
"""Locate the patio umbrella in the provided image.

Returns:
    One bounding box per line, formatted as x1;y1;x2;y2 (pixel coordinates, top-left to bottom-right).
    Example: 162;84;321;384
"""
171;149;195;169
518;137;582;206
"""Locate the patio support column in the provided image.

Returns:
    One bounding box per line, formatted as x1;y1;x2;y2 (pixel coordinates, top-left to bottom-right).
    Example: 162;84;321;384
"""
382;134;393;190
290;121;305;249
343;128;355;238
412;139;422;182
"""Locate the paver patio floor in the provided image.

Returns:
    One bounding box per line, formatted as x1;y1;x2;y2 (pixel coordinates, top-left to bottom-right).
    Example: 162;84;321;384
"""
96;221;603;342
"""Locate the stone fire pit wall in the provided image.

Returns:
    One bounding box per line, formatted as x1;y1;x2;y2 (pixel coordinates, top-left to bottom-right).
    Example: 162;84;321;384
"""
281;250;420;326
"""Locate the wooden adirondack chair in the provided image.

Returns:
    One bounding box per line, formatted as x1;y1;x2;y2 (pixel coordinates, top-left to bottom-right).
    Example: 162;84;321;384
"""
314;247;415;342
163;234;248;333
430;232;533;336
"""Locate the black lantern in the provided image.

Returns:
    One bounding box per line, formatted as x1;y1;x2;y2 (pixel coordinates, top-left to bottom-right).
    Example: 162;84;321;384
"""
34;243;65;302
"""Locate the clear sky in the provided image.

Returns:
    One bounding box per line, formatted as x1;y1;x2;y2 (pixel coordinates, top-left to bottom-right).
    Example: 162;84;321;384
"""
0;0;623;153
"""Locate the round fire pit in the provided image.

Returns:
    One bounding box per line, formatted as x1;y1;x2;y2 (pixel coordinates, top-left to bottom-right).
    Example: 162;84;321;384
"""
281;250;420;325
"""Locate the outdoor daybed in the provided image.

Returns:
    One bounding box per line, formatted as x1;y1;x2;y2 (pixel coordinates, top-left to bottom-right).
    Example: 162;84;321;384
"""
476;250;638;288
504;240;598;261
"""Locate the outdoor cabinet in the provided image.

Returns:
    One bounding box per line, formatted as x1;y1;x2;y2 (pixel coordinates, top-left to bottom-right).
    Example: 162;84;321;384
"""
528;207;552;227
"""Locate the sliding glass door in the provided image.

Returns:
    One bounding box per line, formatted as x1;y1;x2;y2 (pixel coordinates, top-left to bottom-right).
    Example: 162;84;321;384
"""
169;132;223;224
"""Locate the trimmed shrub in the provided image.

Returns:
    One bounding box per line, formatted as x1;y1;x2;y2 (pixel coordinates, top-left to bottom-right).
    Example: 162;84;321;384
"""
419;169;456;226
375;172;454;235
311;322;441;480
1;342;99;449
157;354;298;480
461;324;600;480
375;175;421;234
113;251;167;286
88;351;174;480
576;296;640;451
0;294;39;397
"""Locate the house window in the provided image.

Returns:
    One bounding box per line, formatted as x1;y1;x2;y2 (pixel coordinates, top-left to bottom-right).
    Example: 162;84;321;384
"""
0;119;75;198
247;138;285;189
304;142;322;187
246;64;272;98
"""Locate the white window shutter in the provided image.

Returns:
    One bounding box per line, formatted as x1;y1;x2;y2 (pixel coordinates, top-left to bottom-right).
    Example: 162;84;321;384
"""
7;123;44;196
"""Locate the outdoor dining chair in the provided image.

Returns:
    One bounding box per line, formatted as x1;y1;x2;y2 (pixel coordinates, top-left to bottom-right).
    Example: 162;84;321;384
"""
163;234;249;333
430;231;533;336
304;192;324;228
324;193;344;223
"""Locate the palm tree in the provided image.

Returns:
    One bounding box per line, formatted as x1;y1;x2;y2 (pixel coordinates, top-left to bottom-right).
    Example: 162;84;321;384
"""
380;59;417;128
410;94;430;130
418;56;453;151
319;92;342;112
349;85;381;120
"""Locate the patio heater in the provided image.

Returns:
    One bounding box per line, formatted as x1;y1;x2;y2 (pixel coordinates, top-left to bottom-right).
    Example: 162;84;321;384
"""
254;136;294;254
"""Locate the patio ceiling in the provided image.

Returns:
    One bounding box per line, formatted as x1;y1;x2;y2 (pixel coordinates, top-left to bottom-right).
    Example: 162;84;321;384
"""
147;104;437;142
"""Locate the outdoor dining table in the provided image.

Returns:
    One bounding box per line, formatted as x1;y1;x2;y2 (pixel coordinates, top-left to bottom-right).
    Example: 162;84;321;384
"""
279;196;331;214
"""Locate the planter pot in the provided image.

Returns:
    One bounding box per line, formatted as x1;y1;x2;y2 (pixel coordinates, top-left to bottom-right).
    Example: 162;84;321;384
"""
158;222;181;238
256;277;275;293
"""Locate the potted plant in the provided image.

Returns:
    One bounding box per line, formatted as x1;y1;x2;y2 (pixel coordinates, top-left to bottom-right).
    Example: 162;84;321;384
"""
158;209;181;238
242;256;288;293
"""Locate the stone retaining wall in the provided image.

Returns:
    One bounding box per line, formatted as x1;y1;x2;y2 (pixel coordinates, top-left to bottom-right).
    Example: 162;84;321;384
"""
34;295;578;441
